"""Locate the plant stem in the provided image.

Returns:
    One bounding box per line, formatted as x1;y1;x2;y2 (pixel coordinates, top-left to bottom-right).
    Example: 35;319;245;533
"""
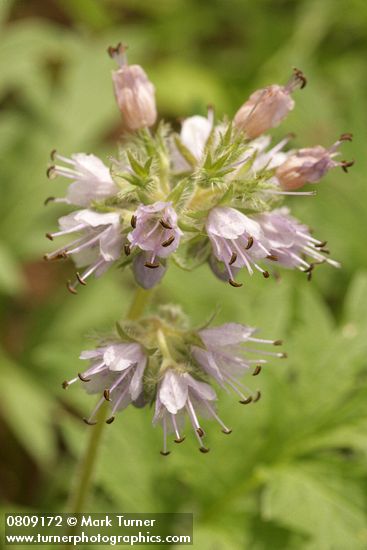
66;286;153;516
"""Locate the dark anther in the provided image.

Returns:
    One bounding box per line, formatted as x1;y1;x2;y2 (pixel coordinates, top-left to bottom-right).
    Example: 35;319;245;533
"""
62;380;69;389
162;235;175;247
160;451;171;456
267;254;278;261
341;160;355;173
124;244;131;256
50;149;57;160
252;365;262;376
174;437;185;444
107;42;126;58
103;389;111;401
245;236;254;250
46;166;55;178
340;133;353;142
293;67;307;88
307;271;313;282
239;396;253;405
253;390;261;403
45;232;54;241
315;240;327;248
262;271;270;279
76;272;87;286
78;372;91;382
273;339;283;346
320;248;330;254
303;265;314;274
106;416;115;424
160;218;173;230
130;215;137;228
196;427;205;437
222;429;232;435
281;352;288;359
44;196;55;206
144;261;160;269
229;278;243;288
83;418;97;426
229;252;237;266
199;447;210;453
66;281;78;295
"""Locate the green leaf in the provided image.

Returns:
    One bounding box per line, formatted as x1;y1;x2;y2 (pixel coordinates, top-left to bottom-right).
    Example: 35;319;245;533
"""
262;462;367;550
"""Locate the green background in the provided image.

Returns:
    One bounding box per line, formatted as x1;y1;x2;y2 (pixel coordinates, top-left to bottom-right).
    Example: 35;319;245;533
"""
1;0;367;548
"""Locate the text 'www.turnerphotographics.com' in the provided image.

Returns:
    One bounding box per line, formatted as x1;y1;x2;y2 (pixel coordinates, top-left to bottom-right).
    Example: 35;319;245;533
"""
5;513;193;546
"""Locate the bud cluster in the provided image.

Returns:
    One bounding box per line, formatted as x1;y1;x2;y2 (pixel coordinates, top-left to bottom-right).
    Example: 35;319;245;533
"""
46;44;352;453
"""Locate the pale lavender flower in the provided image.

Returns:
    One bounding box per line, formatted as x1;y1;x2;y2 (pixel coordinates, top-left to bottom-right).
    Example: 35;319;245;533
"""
127;201;183;270
44;209;123;293
276;134;354;190
254;207;340;278
46;152;118;207
63;342;147;425
234;69;306;139
108;43;157;131
192;323;285;405
153;370;231;454
206;206;272;286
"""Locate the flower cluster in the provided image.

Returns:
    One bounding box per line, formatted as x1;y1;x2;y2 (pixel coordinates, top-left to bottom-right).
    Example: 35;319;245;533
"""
48;43;351;453
44;46;352;292
63;313;285;453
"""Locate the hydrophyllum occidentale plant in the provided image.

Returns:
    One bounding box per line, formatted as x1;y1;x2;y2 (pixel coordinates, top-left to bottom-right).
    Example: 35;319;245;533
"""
45;43;353;457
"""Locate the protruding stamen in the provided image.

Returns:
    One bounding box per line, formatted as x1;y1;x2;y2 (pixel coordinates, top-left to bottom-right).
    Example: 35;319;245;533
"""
262;270;270;279
197;427;205;437
103;389;111;401
124;243;131;256
44;196;56;205
273;339;283;346
315;240;327;248
46;166;56;179
78;372;91;382
131;215;137;229
253;390;261;403
144;261;160;269
340;160;354;173
245;236;254;250
66;281;78;295
159;218;172;230
229;252;237;266
174;437;185;444
162;235;175;247
252;365;262;376
83;418;98;426
239;396;253;405
160;451;171;456
107;42;128;66
229;278;243;288
267;254;278;261
292;67;307;89
62;380;69;389
76;272;87;286
46;232;54;241
339;133;353;142
199;447;210;453
106;416;115;424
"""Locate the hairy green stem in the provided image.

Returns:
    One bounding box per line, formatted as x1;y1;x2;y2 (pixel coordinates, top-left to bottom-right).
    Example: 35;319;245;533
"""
65;286;153;519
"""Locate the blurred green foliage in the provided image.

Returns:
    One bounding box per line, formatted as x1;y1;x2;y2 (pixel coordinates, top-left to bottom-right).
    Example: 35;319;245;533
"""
1;0;367;549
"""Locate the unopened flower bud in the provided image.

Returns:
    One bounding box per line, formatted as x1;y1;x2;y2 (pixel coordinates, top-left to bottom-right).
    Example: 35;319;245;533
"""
234;68;306;139
109;43;157;130
276;134;353;190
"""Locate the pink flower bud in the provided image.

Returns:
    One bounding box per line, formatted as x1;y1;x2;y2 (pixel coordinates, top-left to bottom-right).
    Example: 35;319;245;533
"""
108;43;157;131
234;69;306;139
276;134;354;190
